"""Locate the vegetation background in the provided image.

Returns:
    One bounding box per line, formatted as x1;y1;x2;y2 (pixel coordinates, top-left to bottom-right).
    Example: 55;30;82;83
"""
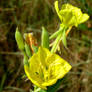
0;0;92;92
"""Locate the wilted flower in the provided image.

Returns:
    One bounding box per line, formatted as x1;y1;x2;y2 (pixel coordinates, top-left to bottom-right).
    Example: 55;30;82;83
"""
24;33;38;53
24;47;71;89
55;1;89;27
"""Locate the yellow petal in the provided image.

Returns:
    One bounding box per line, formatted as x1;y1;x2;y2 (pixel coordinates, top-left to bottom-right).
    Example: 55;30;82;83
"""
24;53;47;89
79;14;89;24
47;54;71;80
24;65;45;89
42;78;57;86
38;47;50;68
43;53;72;86
54;1;62;21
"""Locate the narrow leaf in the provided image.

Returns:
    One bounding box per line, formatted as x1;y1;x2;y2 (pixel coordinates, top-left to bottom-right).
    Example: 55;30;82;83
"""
32;45;38;53
47;78;65;92
25;43;32;58
41;27;49;49
23;53;29;66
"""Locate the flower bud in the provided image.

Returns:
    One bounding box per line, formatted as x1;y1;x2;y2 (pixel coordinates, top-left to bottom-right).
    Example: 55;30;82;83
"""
15;27;25;51
41;27;49;49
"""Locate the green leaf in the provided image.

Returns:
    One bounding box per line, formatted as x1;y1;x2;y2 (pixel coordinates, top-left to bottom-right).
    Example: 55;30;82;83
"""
41;27;49;49
23;53;29;66
39;89;46;92
25;43;32;58
32;45;38;53
33;85;46;92
62;30;67;47
34;88;46;92
78;24;88;30
47;78;65;92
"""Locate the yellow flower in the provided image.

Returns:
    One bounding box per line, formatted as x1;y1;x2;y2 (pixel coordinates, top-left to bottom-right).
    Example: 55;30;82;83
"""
24;47;72;89
55;1;89;27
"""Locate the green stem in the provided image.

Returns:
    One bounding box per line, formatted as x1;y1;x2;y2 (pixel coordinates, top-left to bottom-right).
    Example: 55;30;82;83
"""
51;33;62;53
23;50;29;66
49;26;64;40
51;27;67;53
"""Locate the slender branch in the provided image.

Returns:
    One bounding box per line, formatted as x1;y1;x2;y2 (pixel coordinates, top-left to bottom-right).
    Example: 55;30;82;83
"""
51;26;72;53
51;33;62;53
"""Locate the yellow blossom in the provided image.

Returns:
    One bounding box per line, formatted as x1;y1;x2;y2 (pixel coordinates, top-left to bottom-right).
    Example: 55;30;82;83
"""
55;1;89;27
24;47;71;89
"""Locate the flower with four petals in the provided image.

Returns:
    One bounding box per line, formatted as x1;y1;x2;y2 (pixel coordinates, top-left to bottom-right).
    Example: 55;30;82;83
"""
24;47;72;89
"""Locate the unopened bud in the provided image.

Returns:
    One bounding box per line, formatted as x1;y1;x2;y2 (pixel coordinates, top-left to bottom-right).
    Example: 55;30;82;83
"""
15;27;25;51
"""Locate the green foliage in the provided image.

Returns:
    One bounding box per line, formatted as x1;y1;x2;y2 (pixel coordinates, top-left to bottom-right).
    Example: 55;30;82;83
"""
25;43;32;58
47;78;65;92
32;45;38;53
41;27;49;49
78;24;88;30
23;52;29;66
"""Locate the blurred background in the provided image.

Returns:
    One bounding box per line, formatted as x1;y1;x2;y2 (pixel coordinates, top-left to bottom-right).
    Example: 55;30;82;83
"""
0;0;92;92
